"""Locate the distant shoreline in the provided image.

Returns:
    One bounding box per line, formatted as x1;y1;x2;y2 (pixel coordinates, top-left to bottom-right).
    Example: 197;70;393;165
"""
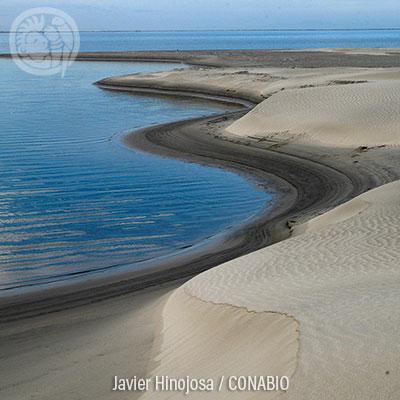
4;49;400;69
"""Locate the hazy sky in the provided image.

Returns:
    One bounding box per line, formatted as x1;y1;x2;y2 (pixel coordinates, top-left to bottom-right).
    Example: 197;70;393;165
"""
1;0;400;31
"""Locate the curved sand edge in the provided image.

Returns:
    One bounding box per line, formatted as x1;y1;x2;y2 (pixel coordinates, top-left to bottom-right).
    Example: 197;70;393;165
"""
145;180;400;399
100;61;400;148
3;59;382;318
140;289;299;399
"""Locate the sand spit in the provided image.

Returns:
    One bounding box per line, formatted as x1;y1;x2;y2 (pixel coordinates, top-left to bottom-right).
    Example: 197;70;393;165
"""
99;51;400;399
5;48;400;68
2;50;400;399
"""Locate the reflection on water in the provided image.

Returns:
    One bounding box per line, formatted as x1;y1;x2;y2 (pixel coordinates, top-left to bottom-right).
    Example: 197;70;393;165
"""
0;59;270;291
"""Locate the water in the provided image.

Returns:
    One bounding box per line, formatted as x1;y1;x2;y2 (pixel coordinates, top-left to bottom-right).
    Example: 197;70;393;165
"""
0;59;270;291
1;30;400;53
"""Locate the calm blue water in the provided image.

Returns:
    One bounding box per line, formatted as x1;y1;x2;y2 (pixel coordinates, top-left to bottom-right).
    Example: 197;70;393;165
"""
1;30;400;53
0;59;270;291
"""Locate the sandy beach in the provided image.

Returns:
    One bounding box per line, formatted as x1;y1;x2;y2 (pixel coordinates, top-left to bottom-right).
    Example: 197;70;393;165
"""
1;49;400;399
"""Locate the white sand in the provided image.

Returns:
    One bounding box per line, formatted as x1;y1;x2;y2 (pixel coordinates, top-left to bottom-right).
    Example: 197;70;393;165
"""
147;181;400;399
141;289;298;399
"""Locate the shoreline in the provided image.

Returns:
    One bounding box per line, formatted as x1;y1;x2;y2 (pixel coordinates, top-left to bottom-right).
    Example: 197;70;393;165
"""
0;85;364;322
0;50;391;321
0;109;292;321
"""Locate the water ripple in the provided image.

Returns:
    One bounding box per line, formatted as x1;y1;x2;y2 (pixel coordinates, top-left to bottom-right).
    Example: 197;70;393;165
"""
0;59;271;292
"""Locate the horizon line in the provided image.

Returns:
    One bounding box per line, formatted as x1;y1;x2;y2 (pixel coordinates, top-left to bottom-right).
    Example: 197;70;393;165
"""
1;28;400;33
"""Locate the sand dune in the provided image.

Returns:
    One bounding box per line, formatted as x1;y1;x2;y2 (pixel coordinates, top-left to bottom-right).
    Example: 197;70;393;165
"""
140;290;298;399
228;79;400;147
148;181;400;399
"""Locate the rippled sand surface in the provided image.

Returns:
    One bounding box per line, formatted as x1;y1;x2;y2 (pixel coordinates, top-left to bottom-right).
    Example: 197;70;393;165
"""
149;181;400;399
228;77;400;147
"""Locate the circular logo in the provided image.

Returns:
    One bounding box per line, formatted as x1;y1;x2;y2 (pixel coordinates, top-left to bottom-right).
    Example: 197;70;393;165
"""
9;8;80;77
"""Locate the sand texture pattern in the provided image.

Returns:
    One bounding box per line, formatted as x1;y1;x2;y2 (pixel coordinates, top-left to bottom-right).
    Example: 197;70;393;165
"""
228;79;400;147
148;181;400;399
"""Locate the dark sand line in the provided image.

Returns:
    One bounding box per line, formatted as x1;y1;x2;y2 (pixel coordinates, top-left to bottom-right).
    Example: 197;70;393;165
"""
0;92;363;323
95;83;256;108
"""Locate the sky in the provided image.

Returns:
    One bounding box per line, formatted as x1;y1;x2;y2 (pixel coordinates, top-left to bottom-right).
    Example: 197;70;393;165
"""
1;0;400;31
